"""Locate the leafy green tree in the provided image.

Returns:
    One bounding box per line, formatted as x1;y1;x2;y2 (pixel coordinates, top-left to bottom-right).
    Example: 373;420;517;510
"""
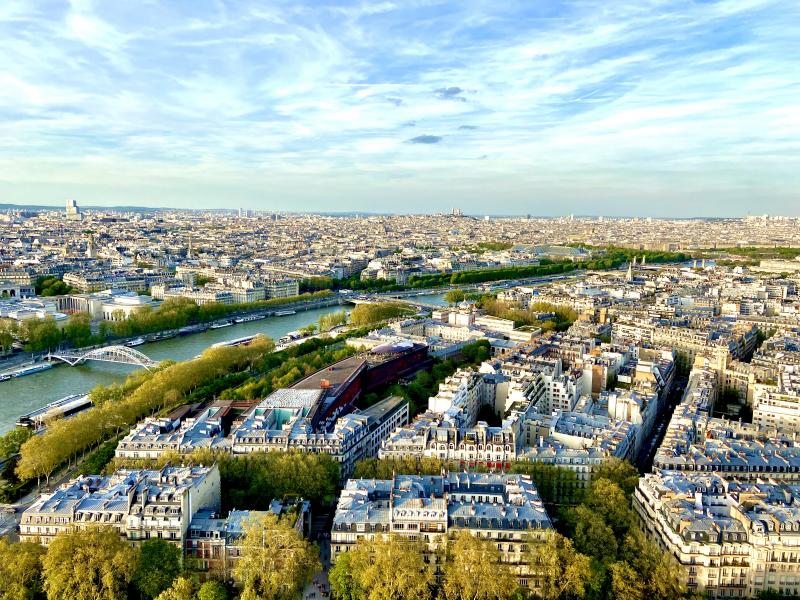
23;316;62;352
154;577;194;600
570;505;618;562
0;322;14;355
350;302;413;326
526;532;592;600
444;289;466;304
609;561;645;600
441;530;518;600
134;539;183;599
0;538;45;600
0;427;32;459
339;535;433;600
196;580;228;600
582;478;632;538
618;529;686;599
329;551;362;600
63;313;94;348
319;310;348;332
42;527;138;600
591;458;640;499
233;513;320;600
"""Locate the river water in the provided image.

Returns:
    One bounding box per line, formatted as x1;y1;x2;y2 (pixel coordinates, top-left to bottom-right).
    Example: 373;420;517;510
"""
0;293;450;434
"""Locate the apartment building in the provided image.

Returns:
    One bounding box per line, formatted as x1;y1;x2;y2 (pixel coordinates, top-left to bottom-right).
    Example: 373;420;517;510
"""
20;465;220;546
635;472;800;598
331;472;552;589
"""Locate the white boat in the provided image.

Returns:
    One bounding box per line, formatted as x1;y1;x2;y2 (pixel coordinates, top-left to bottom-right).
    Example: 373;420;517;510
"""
211;335;259;349
274;310;296;317
10;363;54;378
210;321;233;329
125;337;146;347
233;314;265;324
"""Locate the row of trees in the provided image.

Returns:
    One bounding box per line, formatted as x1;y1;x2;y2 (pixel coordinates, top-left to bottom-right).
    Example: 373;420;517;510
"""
220;343;357;401
319;310;348;332
15;338;275;485
0;514;317;600
479;298;579;332
300;247;690;296
6;291;336;353
328;530;599;600
112;448;341;513
109;292;333;339
349;302;414;326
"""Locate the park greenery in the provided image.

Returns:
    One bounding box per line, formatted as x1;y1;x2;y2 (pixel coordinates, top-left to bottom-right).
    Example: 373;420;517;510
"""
9;291;335;353
233;513;320;600
107;292;333;339
479;297;579;331
443;289;466;304
299;247;690;297
319;310;348;332
349;301;415;326
35;276;74;297
15;338;275;485
706;246;800;260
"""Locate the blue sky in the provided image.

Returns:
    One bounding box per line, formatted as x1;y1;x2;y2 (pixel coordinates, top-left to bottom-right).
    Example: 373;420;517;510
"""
0;0;798;215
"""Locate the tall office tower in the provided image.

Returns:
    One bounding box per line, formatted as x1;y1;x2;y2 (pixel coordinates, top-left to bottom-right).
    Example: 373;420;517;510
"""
65;199;82;221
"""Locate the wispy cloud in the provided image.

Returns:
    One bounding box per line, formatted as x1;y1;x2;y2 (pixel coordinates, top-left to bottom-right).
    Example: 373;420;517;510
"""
0;0;798;215
407;135;443;144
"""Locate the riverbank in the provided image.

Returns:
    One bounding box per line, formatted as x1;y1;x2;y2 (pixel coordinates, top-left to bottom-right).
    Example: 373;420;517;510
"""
0;303;350;434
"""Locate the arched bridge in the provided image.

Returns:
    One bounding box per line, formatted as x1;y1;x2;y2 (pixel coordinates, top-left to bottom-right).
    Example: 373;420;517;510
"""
48;345;159;370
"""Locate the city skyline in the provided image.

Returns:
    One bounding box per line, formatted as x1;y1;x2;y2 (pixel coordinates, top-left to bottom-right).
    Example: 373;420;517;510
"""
1;0;799;215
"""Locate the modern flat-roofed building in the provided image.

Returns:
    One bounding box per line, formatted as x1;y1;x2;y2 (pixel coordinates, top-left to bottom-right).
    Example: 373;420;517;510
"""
231;391;408;478
20;465;220;547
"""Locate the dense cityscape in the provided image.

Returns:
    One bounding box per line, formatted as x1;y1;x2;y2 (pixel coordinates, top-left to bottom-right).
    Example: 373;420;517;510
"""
2;0;798;598
0;202;798;600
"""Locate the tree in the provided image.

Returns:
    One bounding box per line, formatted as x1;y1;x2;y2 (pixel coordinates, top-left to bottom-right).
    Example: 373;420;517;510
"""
609;561;645;600
526;532;592;600
23;316;62;352
444;290;466;304
441;531;518;600
618;529;686;599
582;478;632;538
0;427;32;459
154;577;194;600
319;310;348;332
329;551;362;600
591;458;640;499
134;539;183;599
233;513;320;600
0;538;45;600
338;535;434;600
63;313;93;348
569;505;618;562
196;581;228;600
350;302;413;326
42;527;138;600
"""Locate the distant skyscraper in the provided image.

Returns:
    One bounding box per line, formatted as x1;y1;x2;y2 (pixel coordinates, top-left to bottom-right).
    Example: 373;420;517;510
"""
65;198;82;221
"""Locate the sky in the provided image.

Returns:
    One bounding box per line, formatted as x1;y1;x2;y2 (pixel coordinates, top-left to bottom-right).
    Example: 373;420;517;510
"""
0;0;799;216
